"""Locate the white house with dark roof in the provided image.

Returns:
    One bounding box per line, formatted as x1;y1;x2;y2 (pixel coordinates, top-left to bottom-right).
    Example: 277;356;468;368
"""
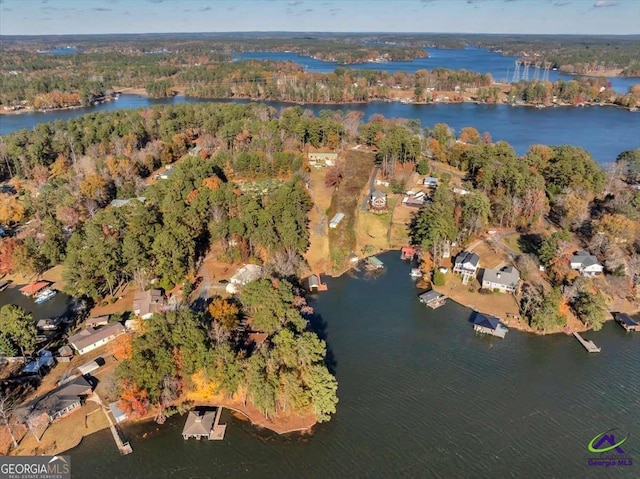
570;251;603;277
482;266;521;293
453;251;480;284
68;323;126;355
369;190;387;211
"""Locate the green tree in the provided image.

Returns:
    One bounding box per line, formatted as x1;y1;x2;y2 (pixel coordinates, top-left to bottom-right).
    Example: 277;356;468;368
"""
573;291;607;331
0;305;37;356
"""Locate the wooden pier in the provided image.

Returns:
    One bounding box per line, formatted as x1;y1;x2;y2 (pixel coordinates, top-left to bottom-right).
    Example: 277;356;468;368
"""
573;332;601;353
208;407;226;440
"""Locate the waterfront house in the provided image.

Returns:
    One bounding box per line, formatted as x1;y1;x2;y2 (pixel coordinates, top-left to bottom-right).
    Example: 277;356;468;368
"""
570;251;604;277
20;376;93;423
418;290;447;309
471;312;508;338
369;190;387;211
329;212;345;229
307;151;338;167
68;323;126;355
615;312;639;332
453;251;480;283
133;289;166;319
481;266;521;293
423;177;438;188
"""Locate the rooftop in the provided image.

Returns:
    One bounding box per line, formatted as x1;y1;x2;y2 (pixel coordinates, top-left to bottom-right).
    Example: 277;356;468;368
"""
182;410;216;437
472;312;505;331
455;251;480;267
68;323;126;351
418;290;443;303
133;289;166;317
483;266;520;287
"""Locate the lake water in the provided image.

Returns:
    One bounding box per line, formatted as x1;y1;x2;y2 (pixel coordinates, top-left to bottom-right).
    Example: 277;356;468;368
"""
1;95;639;164
69;252;640;478
0;283;73;322
240;47;640;93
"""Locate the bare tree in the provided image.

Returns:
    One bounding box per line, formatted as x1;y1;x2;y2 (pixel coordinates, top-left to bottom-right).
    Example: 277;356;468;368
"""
0;392;18;449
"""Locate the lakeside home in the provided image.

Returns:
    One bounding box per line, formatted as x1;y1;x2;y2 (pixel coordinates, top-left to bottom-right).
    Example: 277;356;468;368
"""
68;323;126;355
570;251;603;277
18;376;93;423
453;251;480;284
481;266;520;293
369;190;388;212
133;289;166;319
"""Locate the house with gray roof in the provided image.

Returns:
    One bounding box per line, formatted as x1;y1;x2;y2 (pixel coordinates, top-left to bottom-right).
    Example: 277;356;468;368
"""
18;376;93;423
453;251;480;284
182;410;216;440
68;323;126;355
482;266;520;293
570;251;604;277
133;289;166;319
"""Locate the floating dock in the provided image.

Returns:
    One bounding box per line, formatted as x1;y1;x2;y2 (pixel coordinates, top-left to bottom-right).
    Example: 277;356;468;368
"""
573;332;601;353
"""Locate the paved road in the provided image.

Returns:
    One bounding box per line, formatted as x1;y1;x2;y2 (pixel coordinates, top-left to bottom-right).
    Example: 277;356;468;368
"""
361;165;381;211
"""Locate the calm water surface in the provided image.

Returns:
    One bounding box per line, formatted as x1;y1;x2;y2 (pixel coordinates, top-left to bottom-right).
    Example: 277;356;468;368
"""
241;47;640;93
1;95;639;163
69;253;640;478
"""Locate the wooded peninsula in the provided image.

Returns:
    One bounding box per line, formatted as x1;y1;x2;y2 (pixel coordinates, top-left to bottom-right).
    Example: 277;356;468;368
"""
0;100;638;454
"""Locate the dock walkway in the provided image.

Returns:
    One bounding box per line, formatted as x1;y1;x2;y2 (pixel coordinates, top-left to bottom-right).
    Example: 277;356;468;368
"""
208;407;226;440
573;332;601;353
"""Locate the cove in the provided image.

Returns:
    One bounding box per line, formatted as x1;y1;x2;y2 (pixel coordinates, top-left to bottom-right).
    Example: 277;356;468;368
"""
68;252;640;478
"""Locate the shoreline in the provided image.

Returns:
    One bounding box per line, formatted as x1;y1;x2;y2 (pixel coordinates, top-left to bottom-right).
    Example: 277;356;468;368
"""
1;88;637;117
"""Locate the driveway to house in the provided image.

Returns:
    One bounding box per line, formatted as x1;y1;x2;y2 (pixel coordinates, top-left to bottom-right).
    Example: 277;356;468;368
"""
361;165;381;211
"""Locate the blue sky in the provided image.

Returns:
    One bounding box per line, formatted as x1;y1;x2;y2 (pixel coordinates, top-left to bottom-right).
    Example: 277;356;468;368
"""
0;0;638;35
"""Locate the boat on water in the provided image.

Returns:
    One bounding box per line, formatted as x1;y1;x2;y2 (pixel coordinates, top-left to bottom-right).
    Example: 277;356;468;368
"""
0;279;11;292
34;288;57;304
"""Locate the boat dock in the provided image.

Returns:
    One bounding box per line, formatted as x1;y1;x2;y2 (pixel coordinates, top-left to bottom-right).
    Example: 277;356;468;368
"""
614;313;639;332
93;393;132;454
573;332;601;353
182;407;226;441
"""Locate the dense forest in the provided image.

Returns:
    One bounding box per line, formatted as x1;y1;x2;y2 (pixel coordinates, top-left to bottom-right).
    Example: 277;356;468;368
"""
402;123;639;332
0;102;345;424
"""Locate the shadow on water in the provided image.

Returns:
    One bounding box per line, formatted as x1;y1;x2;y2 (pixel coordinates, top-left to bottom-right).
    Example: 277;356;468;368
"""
305;310;337;375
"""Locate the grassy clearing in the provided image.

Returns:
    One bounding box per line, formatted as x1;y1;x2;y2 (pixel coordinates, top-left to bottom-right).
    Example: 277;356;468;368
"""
327;150;376;273
503;233;524;254
355;199;396;254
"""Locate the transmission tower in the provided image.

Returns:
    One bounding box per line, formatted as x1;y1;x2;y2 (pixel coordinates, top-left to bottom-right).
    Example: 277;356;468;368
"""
533;62;542;81
542;62;551;82
523;61;531;81
512;60;521;83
